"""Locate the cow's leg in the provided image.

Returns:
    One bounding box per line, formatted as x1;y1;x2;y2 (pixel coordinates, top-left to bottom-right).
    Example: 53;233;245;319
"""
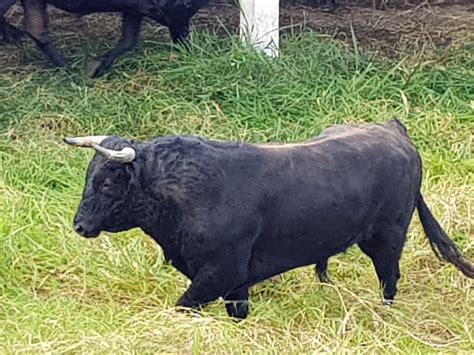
169;18;190;45
358;226;406;304
87;12;143;78
21;0;67;67
1;0;24;45
315;258;332;284
322;0;337;11
0;0;15;16
224;287;249;320
1;17;25;45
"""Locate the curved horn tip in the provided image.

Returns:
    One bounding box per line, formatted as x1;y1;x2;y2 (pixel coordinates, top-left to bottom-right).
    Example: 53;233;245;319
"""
64;137;79;145
119;147;136;163
91;144;136;163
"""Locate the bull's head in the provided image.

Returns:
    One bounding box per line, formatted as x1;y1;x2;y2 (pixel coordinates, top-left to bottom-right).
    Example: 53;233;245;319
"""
64;136;139;238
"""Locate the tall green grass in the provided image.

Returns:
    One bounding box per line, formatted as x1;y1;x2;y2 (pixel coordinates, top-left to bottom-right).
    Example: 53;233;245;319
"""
0;31;473;353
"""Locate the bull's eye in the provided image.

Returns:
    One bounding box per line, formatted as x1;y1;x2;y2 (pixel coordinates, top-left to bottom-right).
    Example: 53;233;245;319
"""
101;178;113;192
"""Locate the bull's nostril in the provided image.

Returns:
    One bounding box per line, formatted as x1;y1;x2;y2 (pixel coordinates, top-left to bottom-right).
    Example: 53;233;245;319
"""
74;223;84;234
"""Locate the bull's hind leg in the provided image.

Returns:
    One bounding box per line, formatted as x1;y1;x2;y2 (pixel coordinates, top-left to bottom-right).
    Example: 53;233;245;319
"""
21;0;67;67
87;12;143;78
224;287;249;320
358;225;407;304
315;258;332;284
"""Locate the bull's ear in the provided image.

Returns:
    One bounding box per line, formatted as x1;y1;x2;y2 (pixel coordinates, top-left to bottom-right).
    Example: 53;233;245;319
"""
91;143;136;163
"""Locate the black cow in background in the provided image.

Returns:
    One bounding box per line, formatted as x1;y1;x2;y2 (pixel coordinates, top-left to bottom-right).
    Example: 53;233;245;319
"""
64;120;474;319
0;0;209;77
1;0;22;43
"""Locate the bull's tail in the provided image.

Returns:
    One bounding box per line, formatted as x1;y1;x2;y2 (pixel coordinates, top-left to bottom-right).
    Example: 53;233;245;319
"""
417;194;474;278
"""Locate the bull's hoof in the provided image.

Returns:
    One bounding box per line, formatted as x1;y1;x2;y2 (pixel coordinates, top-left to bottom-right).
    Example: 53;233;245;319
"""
87;59;110;78
175;305;203;318
318;273;333;284
1;23;25;46
225;300;249;320
320;2;338;12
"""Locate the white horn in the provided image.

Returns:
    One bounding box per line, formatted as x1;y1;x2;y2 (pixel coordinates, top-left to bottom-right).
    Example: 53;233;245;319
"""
64;136;109;147
91;144;136;163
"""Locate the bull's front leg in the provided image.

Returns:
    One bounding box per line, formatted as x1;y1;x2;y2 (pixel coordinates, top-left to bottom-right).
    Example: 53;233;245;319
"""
174;215;259;319
175;262;249;318
21;0;67;67
87;12;143;78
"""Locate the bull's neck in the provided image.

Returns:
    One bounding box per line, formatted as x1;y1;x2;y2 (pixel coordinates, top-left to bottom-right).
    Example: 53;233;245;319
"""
133;143;178;238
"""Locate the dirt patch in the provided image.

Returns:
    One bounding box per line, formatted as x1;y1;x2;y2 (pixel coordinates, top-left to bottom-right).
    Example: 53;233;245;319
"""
197;0;474;57
2;0;473;64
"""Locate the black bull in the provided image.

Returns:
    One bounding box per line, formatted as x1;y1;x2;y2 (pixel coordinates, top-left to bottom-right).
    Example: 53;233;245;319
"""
65;120;474;319
0;0;209;77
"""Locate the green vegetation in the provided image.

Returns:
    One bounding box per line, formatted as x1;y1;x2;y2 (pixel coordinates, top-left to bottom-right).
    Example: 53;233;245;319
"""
0;31;473;353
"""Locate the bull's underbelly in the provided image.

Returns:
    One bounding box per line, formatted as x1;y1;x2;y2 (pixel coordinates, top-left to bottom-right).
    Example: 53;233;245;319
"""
241;178;399;285
245;217;373;285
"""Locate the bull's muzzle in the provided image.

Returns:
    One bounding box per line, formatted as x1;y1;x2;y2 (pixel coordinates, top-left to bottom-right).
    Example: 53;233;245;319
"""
73;220;100;239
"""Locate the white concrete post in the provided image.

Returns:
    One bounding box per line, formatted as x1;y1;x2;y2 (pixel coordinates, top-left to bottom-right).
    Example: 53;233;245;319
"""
239;0;280;57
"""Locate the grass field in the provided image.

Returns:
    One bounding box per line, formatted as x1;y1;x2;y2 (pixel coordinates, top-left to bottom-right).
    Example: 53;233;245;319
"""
0;29;473;353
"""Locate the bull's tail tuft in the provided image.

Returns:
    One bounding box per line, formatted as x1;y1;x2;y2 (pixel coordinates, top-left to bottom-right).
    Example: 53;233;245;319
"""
417;194;474;278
